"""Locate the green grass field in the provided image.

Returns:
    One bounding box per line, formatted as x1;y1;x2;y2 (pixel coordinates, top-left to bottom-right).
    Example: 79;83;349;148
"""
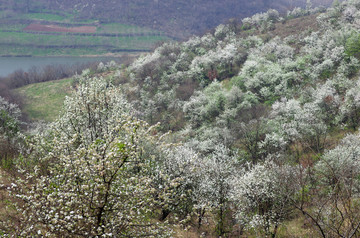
21;13;70;22
96;23;158;34
0;12;169;56
0;32;166;56
14;78;73;121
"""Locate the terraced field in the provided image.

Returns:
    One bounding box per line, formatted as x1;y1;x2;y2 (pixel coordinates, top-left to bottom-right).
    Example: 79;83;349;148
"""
0;12;170;56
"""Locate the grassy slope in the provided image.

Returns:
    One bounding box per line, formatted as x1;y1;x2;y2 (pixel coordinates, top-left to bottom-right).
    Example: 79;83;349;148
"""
14;78;73;121
12;68;119;122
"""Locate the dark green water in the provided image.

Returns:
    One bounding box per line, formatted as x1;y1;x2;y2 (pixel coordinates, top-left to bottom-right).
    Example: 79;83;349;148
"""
0;56;117;77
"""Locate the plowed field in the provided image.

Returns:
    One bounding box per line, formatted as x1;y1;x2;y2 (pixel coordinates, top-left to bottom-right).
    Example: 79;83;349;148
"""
24;24;97;33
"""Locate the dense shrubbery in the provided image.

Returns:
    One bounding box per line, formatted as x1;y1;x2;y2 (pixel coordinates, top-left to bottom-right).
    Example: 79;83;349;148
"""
0;96;21;163
4;0;360;237
119;0;360;235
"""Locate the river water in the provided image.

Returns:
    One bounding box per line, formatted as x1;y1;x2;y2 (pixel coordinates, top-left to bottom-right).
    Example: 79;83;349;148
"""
0;56;118;77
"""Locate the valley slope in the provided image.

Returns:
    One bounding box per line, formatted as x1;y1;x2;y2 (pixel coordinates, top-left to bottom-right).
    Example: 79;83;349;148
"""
3;1;360;237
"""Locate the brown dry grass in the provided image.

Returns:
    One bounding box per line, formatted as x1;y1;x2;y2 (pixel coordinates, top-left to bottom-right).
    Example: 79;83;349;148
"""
238;14;320;44
271;14;320;39
0;169;18;229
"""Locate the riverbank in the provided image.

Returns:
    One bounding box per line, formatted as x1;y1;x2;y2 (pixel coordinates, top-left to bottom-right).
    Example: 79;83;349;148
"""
0;56;123;77
0;52;143;58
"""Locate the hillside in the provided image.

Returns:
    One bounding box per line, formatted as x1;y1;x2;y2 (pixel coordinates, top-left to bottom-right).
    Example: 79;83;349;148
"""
0;0;332;39
0;0;333;56
3;1;360;237
13;78;73;121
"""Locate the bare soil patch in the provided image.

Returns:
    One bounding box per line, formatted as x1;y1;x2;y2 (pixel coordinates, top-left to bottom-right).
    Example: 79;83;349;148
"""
271;14;320;39
24;23;97;33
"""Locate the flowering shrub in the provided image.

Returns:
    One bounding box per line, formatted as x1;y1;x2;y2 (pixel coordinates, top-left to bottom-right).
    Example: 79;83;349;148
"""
0;96;21;141
0;96;21;159
5;77;172;237
232;161;297;237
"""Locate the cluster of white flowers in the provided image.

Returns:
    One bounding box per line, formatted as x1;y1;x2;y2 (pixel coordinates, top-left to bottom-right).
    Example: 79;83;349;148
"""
242;9;280;28
129;48;162;76
269;97;327;152
309;131;360;235
287;7;306;18
316;132;360;190
287;0;322;19
238;56;295;101
0;96;21;141
97;60;118;72
339;78;360;128
232;160;297;235
8;77;172;237
214;24;232;40
190;42;239;72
